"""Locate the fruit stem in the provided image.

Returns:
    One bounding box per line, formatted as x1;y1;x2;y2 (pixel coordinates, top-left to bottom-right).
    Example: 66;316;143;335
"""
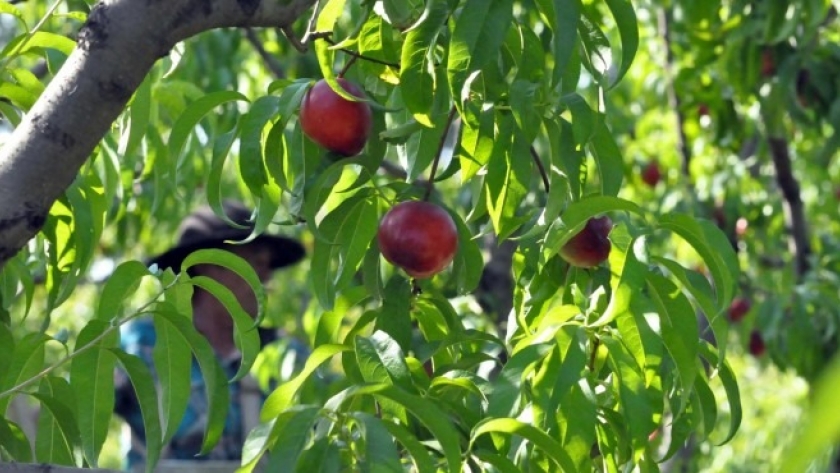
530;145;550;194
337;54;359;78
423;107;458;201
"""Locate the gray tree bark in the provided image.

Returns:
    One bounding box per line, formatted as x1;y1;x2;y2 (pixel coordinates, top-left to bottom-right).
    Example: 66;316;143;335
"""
0;0;317;268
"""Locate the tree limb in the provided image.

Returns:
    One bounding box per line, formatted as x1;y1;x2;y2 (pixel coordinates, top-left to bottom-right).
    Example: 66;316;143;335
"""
658;8;692;180
0;0;316;268
244;27;286;79
767;136;812;279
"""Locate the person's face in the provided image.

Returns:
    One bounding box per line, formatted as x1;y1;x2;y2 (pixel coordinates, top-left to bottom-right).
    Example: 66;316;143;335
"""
193;243;274;318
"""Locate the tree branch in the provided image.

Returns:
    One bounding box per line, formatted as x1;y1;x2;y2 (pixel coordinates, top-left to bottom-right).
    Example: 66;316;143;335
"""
767;136;811;279
244;28;286;79
658;8;692;180
0;0;316;268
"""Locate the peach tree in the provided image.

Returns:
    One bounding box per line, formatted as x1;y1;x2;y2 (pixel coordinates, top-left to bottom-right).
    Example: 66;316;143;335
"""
0;0;743;471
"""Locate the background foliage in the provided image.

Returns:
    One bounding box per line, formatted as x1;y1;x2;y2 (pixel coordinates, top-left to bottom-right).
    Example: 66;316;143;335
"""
1;0;839;471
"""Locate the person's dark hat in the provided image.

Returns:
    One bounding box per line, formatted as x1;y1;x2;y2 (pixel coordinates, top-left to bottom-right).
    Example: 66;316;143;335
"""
147;201;305;272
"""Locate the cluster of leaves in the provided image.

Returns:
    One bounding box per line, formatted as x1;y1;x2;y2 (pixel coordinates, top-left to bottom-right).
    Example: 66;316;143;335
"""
0;0;754;472
653;0;840;380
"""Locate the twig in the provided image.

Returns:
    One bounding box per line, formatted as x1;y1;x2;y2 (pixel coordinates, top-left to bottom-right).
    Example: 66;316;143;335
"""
588;336;600;372
324;37;401;70
423;107;458;201
767;136;811;279
530;145;550;194
244;28;285;79
280;25;308;53
658;9;692;180
337;54;359;77
0;278;179;400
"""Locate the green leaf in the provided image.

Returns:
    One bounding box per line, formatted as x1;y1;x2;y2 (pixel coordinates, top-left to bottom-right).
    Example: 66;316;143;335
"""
121;74;152;159
351;384;463;473
0;332;48;413
261;406;322;472
487;343;553;418
654;257;725;357
449;208;483;294
265;79;311;192
70;320;117;466
239;96;280;196
509;80;541;143
604;0;639;86
577;8;612;87
294;436;341;473
590;222;643;328
0;82;37;109
189;275;261;381
548;117;583;199
261;344;350;420
314;0;358;102
589;116;624;196
485;113;530;239
167;90;249;168
2;31;75;58
447;0;515;104
34;377;81;466
0;2;27;31
352;412;404;473
400;0;448;127
381;420;436;473
109;349;163;473
373;276;413;352
471;418;576;471
657;215;739;311
152;316;192;445
645;273;699;412
603;336;655;456
0;417;31;462
206;123;241;221
182;248;267;328
534;0;581;85
96;260;149;322
310;193;379;310
698;342;742;445
356;331;414;392
153;306;230;455
472;450;520;473
458;104;495;182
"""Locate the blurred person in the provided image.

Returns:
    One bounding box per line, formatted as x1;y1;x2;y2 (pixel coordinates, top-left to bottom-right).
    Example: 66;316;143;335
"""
113;201;307;469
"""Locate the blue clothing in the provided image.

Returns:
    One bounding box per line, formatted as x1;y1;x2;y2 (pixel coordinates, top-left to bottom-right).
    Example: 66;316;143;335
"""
114;318;308;469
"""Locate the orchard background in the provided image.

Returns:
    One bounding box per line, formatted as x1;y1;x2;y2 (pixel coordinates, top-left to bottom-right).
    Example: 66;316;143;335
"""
0;0;839;472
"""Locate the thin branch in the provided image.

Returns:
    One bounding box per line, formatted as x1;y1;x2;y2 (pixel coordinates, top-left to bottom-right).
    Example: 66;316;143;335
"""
658;8;692;180
337;54;359;78
281;25;308;53
244;28;285;79
767;136;811;279
324;37;401;70
588;337;600;372
530;145;550;194
423;107;458;201
0;278;178;400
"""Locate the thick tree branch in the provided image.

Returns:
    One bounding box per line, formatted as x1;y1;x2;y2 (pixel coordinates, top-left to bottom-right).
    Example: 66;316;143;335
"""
0;0;316;268
767;136;811;279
